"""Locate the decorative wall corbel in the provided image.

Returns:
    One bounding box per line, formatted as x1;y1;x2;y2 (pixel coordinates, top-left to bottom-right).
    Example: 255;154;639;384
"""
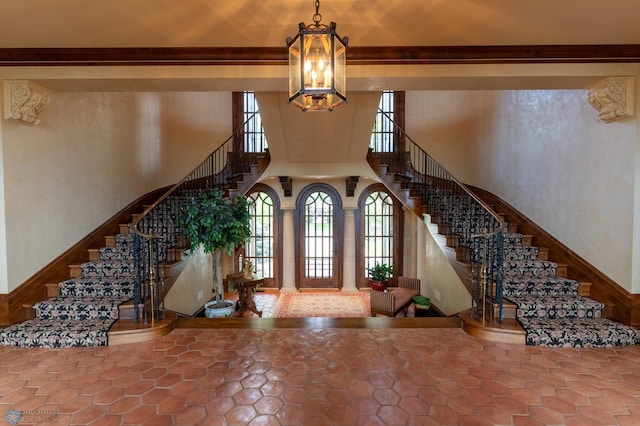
3;80;51;126
279;176;292;197
587;77;635;123
346;176;359;196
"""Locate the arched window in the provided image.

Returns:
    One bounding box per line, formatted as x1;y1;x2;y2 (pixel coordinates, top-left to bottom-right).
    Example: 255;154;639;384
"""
357;184;403;287
245;184;281;288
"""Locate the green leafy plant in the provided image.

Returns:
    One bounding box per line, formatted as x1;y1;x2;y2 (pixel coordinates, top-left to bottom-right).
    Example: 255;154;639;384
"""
413;295;431;308
179;188;251;308
367;262;393;282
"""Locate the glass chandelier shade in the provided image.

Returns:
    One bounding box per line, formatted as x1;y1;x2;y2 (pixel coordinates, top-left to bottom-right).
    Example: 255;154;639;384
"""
286;2;348;112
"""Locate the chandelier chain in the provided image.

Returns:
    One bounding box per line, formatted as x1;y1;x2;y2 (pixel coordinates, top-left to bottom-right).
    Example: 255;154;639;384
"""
312;0;322;26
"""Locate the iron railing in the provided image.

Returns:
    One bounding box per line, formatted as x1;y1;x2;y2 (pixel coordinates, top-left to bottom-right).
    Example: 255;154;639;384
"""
370;112;506;323
130;112;267;324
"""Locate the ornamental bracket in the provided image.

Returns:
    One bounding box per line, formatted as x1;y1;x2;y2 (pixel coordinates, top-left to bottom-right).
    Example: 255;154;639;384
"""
587;77;635;123
3;80;51;126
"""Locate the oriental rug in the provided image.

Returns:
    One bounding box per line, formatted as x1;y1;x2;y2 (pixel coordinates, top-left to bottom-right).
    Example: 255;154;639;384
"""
273;291;370;318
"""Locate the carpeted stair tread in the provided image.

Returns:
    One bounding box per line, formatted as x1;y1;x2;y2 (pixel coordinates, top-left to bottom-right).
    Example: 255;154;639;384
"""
506;294;604;319
502;277;580;297
0;318;114;348
58;278;134;298
503;260;558;279
34;296;130;320
520;317;640;347
503;246;540;261
79;260;135;278
98;245;133;260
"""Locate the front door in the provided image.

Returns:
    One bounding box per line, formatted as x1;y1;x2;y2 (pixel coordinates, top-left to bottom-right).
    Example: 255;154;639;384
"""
297;185;343;289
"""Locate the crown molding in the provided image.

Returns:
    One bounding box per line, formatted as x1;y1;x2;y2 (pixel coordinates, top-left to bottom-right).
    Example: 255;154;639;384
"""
1;45;640;66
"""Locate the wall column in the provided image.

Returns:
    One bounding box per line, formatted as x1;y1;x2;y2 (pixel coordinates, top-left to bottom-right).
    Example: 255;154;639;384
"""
281;207;297;292
342;207;357;292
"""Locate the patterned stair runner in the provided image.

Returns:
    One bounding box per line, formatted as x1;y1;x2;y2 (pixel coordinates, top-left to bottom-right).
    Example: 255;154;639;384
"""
502;232;640;347
0;234;135;348
430;191;639;347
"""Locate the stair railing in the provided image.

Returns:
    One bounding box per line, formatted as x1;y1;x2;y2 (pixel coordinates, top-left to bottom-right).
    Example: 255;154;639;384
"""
130;112;268;325
369;112;506;323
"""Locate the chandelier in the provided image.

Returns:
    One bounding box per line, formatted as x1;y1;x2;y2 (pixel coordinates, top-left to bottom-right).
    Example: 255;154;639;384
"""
286;0;348;111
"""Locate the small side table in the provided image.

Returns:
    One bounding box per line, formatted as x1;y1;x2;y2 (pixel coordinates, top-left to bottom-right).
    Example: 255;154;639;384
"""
235;278;264;317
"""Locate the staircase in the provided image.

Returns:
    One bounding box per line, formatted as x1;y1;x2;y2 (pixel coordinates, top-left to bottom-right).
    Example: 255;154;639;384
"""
0;114;269;348
0;231;139;347
367;133;640;348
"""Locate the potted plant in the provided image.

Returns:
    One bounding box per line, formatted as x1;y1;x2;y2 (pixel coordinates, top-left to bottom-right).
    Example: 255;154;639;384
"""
367;262;393;291
179;188;251;318
413;295;431;317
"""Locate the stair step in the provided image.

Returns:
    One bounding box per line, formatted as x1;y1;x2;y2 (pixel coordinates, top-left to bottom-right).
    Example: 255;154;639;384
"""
78;260;135;278
45;282;60;297
503;260;559;279
118;300;144;321
0;318;113;348
537;247;549;261
520;318;640;347
119;223;131;234
508;295;604;320
503;277;580;297
59;278;134;298
88;248;101;261
69;264;82;278
578;282;592;297
34;296;126;320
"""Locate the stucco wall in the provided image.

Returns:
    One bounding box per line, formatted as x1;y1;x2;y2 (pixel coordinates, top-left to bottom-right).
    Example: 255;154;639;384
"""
406;89;639;293
0;90;231;293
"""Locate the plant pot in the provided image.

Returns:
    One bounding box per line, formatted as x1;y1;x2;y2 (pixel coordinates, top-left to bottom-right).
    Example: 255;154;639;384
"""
369;279;388;292
414;304;430;317
204;300;236;318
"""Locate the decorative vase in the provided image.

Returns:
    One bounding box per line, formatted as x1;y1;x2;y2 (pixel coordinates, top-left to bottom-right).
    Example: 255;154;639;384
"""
204;300;236;318
369;279;388;292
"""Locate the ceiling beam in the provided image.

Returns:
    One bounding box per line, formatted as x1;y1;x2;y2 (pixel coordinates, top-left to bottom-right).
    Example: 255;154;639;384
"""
1;45;640;67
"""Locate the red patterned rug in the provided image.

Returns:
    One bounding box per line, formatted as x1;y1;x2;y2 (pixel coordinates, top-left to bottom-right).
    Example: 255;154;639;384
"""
273;292;371;318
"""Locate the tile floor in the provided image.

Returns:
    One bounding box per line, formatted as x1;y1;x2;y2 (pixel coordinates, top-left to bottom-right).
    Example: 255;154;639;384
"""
1;326;640;425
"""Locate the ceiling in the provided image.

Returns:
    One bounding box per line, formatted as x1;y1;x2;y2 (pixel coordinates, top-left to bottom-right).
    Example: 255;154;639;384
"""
2;0;640;48
2;0;639;181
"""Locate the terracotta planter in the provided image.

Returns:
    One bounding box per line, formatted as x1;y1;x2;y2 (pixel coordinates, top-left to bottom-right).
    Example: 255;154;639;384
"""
369;279;388;292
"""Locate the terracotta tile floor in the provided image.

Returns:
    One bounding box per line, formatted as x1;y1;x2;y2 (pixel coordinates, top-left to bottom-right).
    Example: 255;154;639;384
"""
1;327;640;425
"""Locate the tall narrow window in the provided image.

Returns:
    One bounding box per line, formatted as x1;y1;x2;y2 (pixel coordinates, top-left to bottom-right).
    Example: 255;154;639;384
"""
370;90;394;152
364;190;394;275
246;191;274;279
357;184;403;287
305;191;334;279
242;91;268;153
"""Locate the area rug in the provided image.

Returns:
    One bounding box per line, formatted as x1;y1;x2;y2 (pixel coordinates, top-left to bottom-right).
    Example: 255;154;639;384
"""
274;292;371;318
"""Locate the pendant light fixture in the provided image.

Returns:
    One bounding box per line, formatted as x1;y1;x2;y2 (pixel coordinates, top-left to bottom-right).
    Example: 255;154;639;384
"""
286;0;348;111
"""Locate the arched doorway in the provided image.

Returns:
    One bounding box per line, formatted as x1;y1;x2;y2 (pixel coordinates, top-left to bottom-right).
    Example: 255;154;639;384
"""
295;184;344;289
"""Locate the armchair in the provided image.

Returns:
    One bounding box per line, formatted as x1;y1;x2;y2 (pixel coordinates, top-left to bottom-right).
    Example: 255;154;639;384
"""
370;277;421;317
